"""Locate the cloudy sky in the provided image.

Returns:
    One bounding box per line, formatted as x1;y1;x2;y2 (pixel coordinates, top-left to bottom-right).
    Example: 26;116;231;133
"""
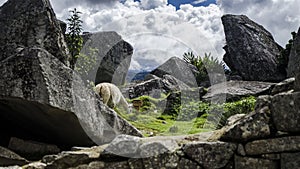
1;0;300;71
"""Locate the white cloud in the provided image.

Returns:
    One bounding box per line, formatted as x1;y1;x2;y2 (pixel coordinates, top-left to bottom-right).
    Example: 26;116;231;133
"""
140;0;168;10
193;0;208;5
48;0;224;71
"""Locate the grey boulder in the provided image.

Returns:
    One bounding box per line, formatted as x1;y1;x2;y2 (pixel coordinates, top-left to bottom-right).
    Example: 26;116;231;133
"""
80;32;133;86
203;80;275;102
0;0;69;65
222;14;285;82
150;57;199;87
0;47;142;147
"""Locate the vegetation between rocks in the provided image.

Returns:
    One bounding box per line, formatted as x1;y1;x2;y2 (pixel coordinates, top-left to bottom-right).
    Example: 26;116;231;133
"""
116;94;256;137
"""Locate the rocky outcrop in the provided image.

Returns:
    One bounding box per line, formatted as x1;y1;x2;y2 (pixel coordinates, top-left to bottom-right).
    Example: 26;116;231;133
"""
0;0;69;65
203;80;275;102
81;32;133;86
271;77;295;95
8;137;60;161
127;74;190;99
0;47;142;148
222;14;285;82
150;57;199;87
287;27;300;77
0;146;28;167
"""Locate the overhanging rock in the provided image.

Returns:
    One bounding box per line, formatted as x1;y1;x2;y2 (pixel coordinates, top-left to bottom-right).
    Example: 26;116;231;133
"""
0;47;142;147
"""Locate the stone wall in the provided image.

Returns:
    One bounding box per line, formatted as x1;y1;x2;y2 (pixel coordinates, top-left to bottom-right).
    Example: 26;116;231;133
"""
2;88;299;168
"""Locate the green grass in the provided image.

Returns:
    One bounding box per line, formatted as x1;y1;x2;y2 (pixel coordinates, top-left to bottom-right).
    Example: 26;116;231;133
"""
116;95;256;137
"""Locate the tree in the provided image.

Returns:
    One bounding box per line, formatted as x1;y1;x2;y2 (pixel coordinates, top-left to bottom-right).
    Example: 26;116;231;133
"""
66;8;83;69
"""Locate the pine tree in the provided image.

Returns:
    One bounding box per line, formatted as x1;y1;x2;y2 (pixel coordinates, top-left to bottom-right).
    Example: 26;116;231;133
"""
66;8;83;69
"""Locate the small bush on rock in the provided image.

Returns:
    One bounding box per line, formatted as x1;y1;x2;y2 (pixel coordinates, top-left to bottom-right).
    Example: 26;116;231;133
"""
183;52;225;83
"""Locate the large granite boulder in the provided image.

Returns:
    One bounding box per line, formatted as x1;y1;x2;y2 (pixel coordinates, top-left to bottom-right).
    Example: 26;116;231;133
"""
150;57;199;87
287;27;300;77
127;74;190;99
0;47;142;147
203;80;275;102
222;14;285;82
0;0;69;65
80;32;133;86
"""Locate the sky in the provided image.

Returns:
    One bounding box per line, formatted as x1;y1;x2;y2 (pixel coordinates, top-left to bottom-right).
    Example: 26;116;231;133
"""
0;0;300;71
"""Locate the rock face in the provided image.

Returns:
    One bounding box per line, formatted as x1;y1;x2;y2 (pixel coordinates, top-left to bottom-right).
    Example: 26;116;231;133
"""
127;74;190;99
81;32;133;86
0;47;142;147
271;77;295;95
203;80;275;102
271;92;300;132
222;14;285;82
0;0;69;65
8;137;60;161
150;57;199;87
0;146;28;166
287;27;300;77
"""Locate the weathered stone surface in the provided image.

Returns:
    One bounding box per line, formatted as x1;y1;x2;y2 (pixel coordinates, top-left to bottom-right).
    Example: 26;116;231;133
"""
271;92;300;132
73;161;130;169
22;161;46;169
57;20;67;35
222;14;285;82
140;139;179;158
81;32;133;86
42;145;107;169
254;95;272;111
104;135;141;158
226;114;246;126
287;27;300;77
271;78;295;95
220;106;271;142
151;57;199;87
281;152;300;169
0;0;69;65
296;73;300;91
128;74;190;99
183;141;236;169
0;47;141;147
177;158;203;169
245;136;300;155
128;159;144;169
8;137;60;160
262;154;281;160
203;81;275;102
0;166;22;169
0;146;28;166
142;153;179;169
234;155;279;169
237;144;246;156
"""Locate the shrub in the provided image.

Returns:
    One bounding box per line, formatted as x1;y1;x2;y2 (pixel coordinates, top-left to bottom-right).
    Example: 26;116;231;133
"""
218;96;256;128
183;52;225;83
177;101;209;121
